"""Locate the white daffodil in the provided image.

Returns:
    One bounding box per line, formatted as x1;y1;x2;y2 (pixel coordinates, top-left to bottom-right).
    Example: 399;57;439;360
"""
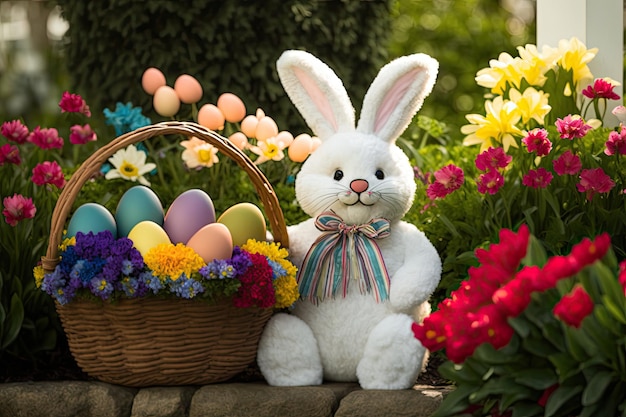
180;136;219;168
105;144;156;186
249;137;285;165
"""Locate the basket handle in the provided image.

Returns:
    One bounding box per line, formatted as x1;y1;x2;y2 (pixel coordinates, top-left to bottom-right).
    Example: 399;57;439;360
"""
41;121;289;273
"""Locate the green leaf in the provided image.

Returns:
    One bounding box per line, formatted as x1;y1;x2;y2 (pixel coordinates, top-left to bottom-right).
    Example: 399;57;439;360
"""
1;293;24;349
510;401;544;417
431;383;477;417
513;368;558;390
508;316;530;338
548;352;581;380
438;360;483;385
581;370;614;406
545;385;583;417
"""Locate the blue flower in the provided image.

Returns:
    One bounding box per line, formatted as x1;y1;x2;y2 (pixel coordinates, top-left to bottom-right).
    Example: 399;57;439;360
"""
169;274;204;299
103;102;151;136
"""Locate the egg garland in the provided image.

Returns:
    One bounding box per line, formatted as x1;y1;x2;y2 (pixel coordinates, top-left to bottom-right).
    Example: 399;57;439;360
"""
66;187;267;264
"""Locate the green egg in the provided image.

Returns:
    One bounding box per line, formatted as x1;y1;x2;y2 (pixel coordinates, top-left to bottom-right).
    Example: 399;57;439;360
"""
67;203;117;238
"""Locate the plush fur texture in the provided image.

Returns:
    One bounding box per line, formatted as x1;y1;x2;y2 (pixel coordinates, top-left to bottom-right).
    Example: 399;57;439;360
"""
257;50;442;390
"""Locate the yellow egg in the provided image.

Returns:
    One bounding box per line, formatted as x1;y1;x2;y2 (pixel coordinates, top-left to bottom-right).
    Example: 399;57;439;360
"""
153;85;181;117
128;221;171;257
240;115;259;137
198;104;225;131
187;223;233;263
174;74;203;104
217;203;266;247
141;67;166;95
288;133;313;162
255;116;279;141
217;93;246;123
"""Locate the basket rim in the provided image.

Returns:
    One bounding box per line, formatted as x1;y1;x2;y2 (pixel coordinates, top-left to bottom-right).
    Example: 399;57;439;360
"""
41;121;289;273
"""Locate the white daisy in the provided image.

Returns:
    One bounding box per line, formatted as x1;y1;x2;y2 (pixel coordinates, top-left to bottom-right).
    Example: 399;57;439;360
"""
249;137;285;165
105;144;156;186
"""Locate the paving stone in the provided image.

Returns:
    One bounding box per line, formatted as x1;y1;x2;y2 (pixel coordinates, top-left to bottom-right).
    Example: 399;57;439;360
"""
130;386;198;417
0;381;136;417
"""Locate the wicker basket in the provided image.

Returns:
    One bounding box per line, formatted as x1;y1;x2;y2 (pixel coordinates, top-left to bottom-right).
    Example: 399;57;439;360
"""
40;121;289;387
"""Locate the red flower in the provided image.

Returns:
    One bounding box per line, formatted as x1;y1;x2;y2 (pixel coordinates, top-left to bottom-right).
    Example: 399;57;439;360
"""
69;124;97;145
475;147;512;172
28;127;64;150
570;233;611;268
619;261;626;296
0;143;21;166
59;91;91;117
1;120;29;144
553;285;594;328
477;170;505;194
582;78;620;100
605;126;626;156
233;252;275;308
552;150;582;176
538;384;559;407
31;161;66;189
492;266;538;317
555;115;592;140
426;164;464;200
2;193;36;226
576;167;615;200
522;167;553;189
522;128;552;156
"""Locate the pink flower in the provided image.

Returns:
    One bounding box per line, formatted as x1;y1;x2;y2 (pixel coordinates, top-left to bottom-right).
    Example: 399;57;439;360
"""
521;128;552;156
605;126;626;156
522;167;553;188
582;78;620;100
426;164;464;200
69;124;97;145
619;260;626;296
59;91;91;117
555;115;592;140
31;161;66;189
553;285;594;328
2;194;36;226
612;105;626;122
576;167;615;200
1;120;29;144
476;170;505;194
553;150;582;176
28;127;64;150
475;147;512;172
0;143;21;166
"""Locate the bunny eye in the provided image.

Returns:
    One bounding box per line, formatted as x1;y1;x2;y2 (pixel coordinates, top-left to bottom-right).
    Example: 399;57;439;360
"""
333;170;344;181
375;169;385;180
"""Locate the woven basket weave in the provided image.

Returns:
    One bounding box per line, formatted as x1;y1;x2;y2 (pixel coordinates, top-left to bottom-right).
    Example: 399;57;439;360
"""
41;121;288;387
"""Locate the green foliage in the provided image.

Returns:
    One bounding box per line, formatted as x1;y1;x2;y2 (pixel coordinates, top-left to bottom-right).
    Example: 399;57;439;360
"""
55;0;394;136
389;0;534;134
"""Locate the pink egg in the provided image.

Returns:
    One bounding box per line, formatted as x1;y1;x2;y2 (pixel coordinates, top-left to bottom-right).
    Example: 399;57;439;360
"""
186;223;233;263
141;67;166;95
174;74;203;104
311;136;322;151
153;85;181;117
288;134;313;162
163;189;216;244
198;104;225;130
255;116;279;141
240;115;259;137
217;93;246;123
276;131;294;147
228;132;249;150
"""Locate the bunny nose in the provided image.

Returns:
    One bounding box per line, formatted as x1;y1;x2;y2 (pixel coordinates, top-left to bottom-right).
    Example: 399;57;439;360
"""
350;179;369;193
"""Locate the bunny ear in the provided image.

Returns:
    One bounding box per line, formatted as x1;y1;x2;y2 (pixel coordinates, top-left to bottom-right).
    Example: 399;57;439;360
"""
356;53;438;144
277;50;355;139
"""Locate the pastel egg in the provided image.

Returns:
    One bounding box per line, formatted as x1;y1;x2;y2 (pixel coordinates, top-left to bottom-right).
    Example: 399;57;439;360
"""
115;186;164;237
217;203;266;247
255;116;278;141
174;74;203;104
163;189;216;244
153;85;181;117
128;221;171;257
141;67;166;95
240;114;259;137
198;104;225;131
187;223;233;263
288;133;313;162
228;132;248;150
67;203;117;238
217;93;246;123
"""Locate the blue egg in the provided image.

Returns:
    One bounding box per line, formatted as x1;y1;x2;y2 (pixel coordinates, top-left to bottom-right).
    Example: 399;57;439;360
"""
67;203;117;238
115;185;164;237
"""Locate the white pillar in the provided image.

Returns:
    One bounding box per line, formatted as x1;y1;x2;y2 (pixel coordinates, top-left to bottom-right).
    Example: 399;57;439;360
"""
537;0;623;126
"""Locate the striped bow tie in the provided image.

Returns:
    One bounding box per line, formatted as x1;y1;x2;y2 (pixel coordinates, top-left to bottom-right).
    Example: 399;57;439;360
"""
297;211;391;304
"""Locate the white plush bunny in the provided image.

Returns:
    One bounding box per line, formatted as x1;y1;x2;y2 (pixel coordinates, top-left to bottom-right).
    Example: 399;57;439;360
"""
257;50;442;390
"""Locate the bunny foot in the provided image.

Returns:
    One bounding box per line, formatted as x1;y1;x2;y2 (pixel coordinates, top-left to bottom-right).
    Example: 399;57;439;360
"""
257;313;323;386
356;314;425;390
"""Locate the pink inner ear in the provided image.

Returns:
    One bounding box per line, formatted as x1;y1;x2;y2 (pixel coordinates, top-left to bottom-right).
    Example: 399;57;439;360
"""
374;68;420;134
293;67;338;132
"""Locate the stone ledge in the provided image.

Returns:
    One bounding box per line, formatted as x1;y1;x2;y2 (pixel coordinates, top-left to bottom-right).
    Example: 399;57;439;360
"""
0;381;452;417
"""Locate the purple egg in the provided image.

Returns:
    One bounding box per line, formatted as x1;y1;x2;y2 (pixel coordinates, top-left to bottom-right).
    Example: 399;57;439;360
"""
163;189;216;244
